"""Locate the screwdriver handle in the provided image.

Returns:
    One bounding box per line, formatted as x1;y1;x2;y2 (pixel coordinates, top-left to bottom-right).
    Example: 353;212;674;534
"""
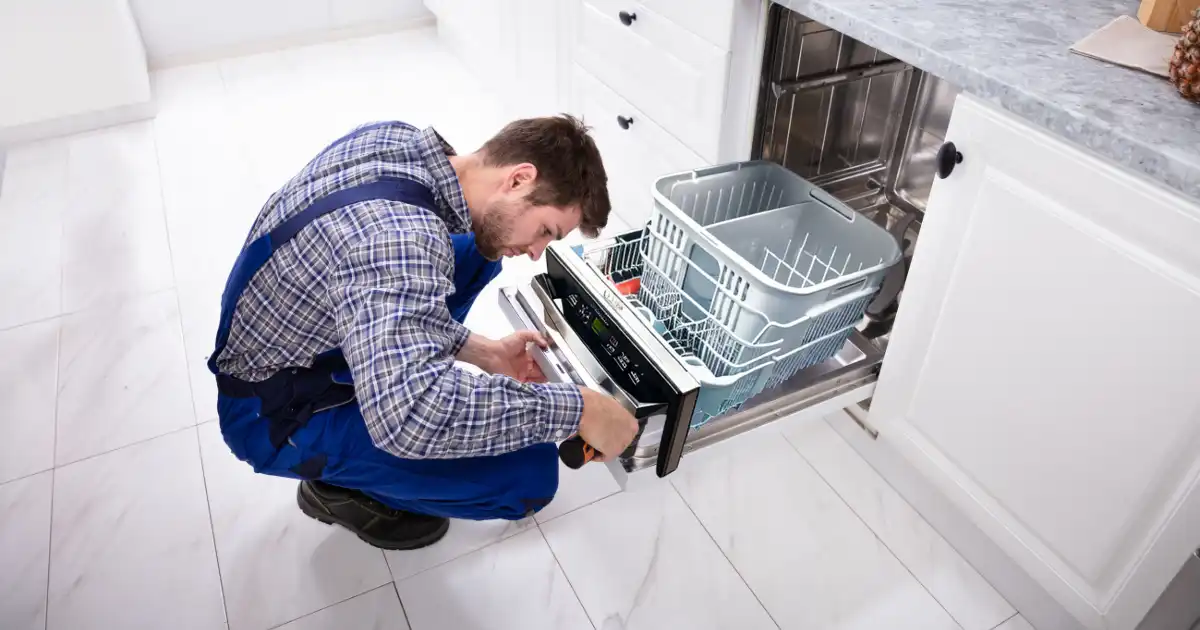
558;434;598;469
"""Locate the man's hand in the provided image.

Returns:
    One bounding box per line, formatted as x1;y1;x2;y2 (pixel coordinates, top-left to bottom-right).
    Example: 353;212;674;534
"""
577;387;638;462
458;331;549;382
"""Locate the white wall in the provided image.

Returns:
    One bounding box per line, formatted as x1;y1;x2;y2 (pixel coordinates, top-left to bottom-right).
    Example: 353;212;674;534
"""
0;0;152;144
129;0;431;67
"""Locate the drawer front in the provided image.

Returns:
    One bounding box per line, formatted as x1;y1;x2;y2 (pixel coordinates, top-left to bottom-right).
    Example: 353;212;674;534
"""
639;0;736;50
575;0;729;161
571;65;707;228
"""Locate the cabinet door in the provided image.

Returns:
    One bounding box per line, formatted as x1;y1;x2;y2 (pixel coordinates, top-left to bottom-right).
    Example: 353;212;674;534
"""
569;65;707;228
870;94;1200;630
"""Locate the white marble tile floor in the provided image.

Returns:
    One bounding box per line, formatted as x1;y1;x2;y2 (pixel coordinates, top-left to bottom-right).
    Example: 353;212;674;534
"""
0;471;53;630
0;27;1022;630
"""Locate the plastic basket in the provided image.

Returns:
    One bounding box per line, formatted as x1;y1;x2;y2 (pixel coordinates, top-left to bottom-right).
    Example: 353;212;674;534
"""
582;231;884;428
578;162;900;426
648;161;900;349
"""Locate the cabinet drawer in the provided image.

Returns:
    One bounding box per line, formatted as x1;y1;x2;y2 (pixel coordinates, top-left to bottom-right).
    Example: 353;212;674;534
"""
574;0;729;161
638;0;735;51
571;65;706;228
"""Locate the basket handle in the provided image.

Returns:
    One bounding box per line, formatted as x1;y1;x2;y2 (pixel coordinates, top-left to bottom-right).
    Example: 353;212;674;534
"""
810;188;856;221
691;163;744;178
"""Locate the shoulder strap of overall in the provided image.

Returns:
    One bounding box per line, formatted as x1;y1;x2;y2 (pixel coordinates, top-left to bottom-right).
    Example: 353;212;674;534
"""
207;176;439;376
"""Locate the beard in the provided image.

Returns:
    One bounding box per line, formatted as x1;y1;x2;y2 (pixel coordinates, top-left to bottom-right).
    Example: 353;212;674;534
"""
474;197;521;261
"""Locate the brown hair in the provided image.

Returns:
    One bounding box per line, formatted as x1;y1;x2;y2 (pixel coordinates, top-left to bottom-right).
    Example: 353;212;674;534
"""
479;115;611;237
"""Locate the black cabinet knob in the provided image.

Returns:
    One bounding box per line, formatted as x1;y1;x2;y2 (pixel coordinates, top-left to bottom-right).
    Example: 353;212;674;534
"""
618;10;636;26
617;115;634;130
936;141;963;179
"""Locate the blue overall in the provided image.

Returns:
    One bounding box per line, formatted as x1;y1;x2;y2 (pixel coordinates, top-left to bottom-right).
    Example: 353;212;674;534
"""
209;177;560;521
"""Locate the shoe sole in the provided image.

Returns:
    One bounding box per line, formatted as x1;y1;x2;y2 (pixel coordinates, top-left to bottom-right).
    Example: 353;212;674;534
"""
296;485;450;551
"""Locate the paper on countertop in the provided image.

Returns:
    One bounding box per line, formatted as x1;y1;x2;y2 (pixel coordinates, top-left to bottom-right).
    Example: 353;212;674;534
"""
1070;15;1178;78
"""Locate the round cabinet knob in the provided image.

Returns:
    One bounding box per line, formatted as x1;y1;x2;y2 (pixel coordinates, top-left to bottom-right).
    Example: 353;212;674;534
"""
936;141;963;179
617;115;634;130
618;10;637;26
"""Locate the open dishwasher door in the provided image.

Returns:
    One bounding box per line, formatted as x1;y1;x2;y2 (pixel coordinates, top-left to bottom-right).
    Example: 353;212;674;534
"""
498;230;884;484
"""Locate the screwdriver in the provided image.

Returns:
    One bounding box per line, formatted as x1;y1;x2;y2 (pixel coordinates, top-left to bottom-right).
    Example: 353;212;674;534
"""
558;434;598;469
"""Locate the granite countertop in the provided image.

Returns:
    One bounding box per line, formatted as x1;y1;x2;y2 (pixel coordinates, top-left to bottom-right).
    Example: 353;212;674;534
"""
778;0;1200;204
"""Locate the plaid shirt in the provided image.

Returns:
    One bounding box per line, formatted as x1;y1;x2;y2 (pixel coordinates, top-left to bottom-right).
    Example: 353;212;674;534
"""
215;122;584;459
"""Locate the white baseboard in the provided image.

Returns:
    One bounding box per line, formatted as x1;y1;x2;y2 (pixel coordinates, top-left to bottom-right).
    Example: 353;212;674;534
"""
827;408;1086;630
0;99;157;147
147;14;437;70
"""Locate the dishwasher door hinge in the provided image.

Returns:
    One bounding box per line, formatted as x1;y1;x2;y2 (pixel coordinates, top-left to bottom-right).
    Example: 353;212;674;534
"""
845;401;880;440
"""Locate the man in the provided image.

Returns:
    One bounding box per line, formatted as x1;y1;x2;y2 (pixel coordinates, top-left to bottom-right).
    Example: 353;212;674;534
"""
208;116;638;550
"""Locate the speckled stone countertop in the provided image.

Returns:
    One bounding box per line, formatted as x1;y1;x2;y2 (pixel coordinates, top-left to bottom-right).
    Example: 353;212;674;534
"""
777;0;1200;204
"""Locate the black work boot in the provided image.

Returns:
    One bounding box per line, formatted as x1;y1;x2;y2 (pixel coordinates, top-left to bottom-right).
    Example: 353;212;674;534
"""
297;480;449;550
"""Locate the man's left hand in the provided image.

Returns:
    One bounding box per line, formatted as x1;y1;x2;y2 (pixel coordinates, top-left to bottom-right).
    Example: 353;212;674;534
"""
479;331;551;382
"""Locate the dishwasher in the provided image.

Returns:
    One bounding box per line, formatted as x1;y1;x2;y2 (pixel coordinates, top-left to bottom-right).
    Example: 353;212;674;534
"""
500;3;960;481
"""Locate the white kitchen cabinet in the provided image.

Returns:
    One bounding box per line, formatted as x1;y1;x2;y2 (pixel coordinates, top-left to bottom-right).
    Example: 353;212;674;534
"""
573;0;729;161
869;93;1200;630
569;66;707;228
430;0;764;220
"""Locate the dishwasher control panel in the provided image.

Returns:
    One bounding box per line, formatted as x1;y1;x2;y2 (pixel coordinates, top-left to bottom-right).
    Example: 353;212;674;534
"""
559;289;654;398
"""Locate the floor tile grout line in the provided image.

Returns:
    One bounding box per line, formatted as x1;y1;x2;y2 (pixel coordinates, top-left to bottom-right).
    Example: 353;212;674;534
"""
43;468;56;630
779;429;970;630
0;465;56;489
0;284;183;337
534;522;597;630
192;424;231;627
149;118;198;427
665;480;784;630
533;488;622;526
392;581;415;630
260;582;397;630
989;612;1019;630
43;322;63;630
387;522;532;585
0;312;67;336
52;422;198;471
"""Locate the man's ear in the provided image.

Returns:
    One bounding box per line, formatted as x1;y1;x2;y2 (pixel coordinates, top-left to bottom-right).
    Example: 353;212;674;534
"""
509;163;537;191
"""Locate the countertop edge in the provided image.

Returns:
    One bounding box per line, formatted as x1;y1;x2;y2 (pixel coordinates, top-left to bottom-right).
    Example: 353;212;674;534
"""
778;0;1200;205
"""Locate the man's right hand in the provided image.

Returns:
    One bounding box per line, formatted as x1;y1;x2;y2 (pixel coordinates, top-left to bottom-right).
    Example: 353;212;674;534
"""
577;387;639;462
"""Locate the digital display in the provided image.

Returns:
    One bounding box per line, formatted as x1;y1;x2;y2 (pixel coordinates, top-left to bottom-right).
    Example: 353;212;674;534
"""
591;318;608;337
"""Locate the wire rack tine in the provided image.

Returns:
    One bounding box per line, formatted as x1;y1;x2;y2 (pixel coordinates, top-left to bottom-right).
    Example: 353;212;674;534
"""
804;246;820;286
821;246;838;283
786;231;810;287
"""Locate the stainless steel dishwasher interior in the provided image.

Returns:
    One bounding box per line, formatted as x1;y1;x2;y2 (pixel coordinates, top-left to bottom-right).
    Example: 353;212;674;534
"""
751;2;959;418
754;4;957;255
